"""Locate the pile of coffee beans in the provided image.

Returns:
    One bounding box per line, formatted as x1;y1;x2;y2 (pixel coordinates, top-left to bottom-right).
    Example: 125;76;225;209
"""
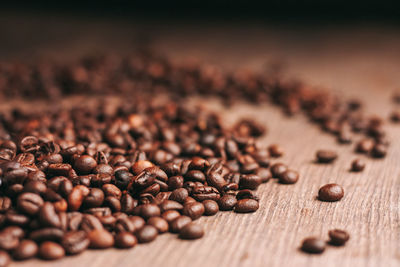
0;96;301;265
0;52;389;157
301;229;350;254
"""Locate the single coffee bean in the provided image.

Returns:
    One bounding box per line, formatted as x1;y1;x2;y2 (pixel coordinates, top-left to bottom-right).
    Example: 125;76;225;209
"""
115;232;137;248
351;159;365;172
88;229;114;249
178;223;204;240
162;210;181;223
316;150;337;163
140;204;161;219
356;139;375;153
236;190;259;201
147;217;169;233
0;251;10;267
328;229;350;246
234;199;259;213
132;160;154;175
169;216;192;233
202;200;219;216
12;239;38;260
318;184;344;202
371;144;387;158
17;192;44;215
0;232;19;251
279;170;299;184
239;174;262;190
136;225;158;243
159;200;183;213
255;168;272;183
38;202;61;228
129;216;145;232
218;194;237;211
74;155;97;175
191;186;220;202
301;237;326;254
270;163;288;178
2;226;24;240
268;144;284;157
182;202;205;220
61;231;90;255
169;188;189;204
29;228;64;243
39;241;65;260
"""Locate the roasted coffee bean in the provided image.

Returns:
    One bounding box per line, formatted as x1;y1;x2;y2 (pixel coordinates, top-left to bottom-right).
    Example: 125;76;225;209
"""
0;250;10;267
12;239;38;260
17;192;44;215
169;188;189;204
136;225;158;243
102;184;122;199
185;170;206;183
0;232;19;251
202;200;219;216
191;186;220;202
182;202;205;220
39;241;65;260
178;223;204;240
169;216;192;233
162;210;181;223
48;163;72;177
279;170;299;184
351;159;365;172
234;199;259;213
147;217;169;233
0;197;11;213
159;200;183;213
115;217;135;233
239;174;262;190
132;160;154;175
83;188;105;208
301;237;326;254
356;139;375;153
115;232;137;248
218;194;237;211
268;144;284;157
132;170;156;189
270;163;288;178
316;150;338;163
318;184;344;202
88;229;114;249
371;144;387;158
115;170;133;189
168;176;184;190
328;229;350;246
206;172;227;191
188;157;209;171
2;226;24;240
5;211;29;226
39;202;61;228
140;204;161;219
129;216;145;232
74;155;97;175
61;231;90;255
255;168;272;183
29;228;64;242
236;189;259;201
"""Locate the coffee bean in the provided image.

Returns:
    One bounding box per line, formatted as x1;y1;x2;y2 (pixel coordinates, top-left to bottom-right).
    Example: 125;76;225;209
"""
316;150;337;163
88;229;114;249
191;186;220;202
39;202;61;228
328;229;350;246
132;160;154;175
169;188;189;204
159;200;183;213
129;216;145;232
29;228;64;243
39;241;65;260
270;163;288;178
268;144;284;157
218;194;237;211
202;200;219;216
2;226;24;240
61;231;90;255
234;199;259;213
301;237;326;254
140;204;161;219
356;139;374;153
169;216;192;233
12;239;38;260
115;232;137;248
239;174;262;190
371;144;387;158
182;202;205;220
162;210;181;223
17;192;44;215
318;184;344;202
0;232;19;251
178;223;204;240
147;217;169;233
0;251;10;267
136;225;158;243
351;159;365;172
279;170;299;184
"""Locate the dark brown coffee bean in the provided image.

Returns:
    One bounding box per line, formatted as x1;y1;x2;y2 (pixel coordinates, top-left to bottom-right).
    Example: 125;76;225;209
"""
279;170;299;184
159;200;183;213
202;200;219;216
80;214;103;232
356;139;375;153
39;202;61;228
102;184;121;199
188;157;209;171
169;188;188;204
316;150;338;163
162;210;181;223
218;194;237;211
236;189;259;201
0;232;19;251
115;217;135;233
328;229;350;246
12;239;38;260
136;225;158;243
48;163;72;177
132;160;154;175
74;155;97;175
206;171;227;191
270;163;288;178
255;168;272;183
239;174;262;190
371;144;387;158
234;199;259;213
61;231;90;255
0;251;10;267
178;223;204;240
168;175;184;190
351;159;365;172
17;192;44;215
132;170;156;189
147;217;169;233
39;241;65;260
83;188;104;208
29;228;64;242
268;144;284;157
301;237;326;254
169;216;192;233
88;229;114;249
318;184;344;202
191;186;220;202
114;170;133;189
182;202;205;220
140;204;161;219
2;226;24;240
115;232;137;248
129;216;145;232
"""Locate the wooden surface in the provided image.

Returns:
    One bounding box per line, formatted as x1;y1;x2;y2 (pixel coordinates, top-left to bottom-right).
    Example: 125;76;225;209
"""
2;14;400;267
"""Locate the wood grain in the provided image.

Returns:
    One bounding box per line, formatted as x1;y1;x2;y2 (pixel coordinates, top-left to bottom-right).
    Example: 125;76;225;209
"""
2;15;400;267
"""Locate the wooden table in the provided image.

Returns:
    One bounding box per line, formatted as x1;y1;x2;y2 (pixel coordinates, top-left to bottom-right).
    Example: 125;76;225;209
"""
2;14;400;267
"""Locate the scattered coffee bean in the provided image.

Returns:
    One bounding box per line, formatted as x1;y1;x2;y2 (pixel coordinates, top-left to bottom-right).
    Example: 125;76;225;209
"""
316;150;337;163
218;195;237;211
136;225;158;243
88;229;114;249
328;229;350;246
356;139;375;153
182;202;205;220
279;170;299;184
270;163;288;178
115;232;137;248
301;237;326;254
234;199;259;213
268;144;284;157
318;184;344;202
202;200;219;216
351;159;365;172
147;217;169;233
39;241;65;260
169;216;192;233
178;223;204;240
371;144;387;158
